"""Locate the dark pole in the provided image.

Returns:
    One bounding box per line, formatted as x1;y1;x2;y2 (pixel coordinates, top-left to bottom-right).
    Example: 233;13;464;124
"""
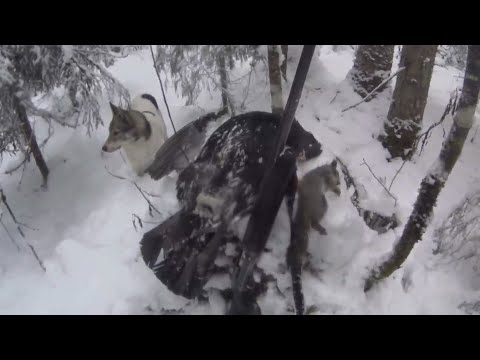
230;45;317;310
273;45;316;160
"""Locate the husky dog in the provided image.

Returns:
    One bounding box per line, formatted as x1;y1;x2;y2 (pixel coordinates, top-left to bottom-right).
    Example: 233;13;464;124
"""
102;94;168;176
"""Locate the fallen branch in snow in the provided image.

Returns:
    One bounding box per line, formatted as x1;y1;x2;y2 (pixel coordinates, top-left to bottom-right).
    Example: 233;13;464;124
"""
361;159;398;206
341;67;406;113
336;157;398;234
329;90;340;104
104;166;162;216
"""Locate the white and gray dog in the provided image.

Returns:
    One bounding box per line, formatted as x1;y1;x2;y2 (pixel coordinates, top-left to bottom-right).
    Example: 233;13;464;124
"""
102;94;168;176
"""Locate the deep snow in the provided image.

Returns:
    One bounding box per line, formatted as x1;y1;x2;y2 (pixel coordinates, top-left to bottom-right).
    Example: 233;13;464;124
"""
0;45;479;315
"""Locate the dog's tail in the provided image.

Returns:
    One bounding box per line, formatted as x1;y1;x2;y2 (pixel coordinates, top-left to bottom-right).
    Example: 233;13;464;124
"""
146;107;228;180
140;94;159;110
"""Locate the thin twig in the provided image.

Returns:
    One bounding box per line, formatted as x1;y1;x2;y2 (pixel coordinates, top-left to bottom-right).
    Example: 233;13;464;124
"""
132;213;162;226
0;207;44;271
133;182;162;216
240;65;255;110
342;67;406;113
414;88;458;157
132;213;143;231
388;159;408;192
149;45;190;164
28;243;46;272
0;215;20;251
17;159;28;188
329;90;340;104
0;189;36;234
104;166;127;181
104;166;162;216
149;45;177;134
4;153;29;175
361;159;398;206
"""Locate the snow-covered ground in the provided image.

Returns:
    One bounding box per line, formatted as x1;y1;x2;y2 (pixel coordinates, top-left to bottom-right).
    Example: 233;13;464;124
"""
1;45;479;315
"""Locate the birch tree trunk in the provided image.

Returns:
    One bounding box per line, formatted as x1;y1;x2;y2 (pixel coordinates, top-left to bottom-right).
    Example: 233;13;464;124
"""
268;45;284;114
281;45;288;81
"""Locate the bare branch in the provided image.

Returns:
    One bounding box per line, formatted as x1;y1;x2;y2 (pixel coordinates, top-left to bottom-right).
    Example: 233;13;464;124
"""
104;166;162;216
0;198;44;272
133;182;162;216
388;159;408;192
0;189;36;234
149;45;190;163
27;243;46;272
4;153;29;175
149;45;177;133
414;88;458;157
361;158;398;206
0;215;20;251
132;213;161;226
329;90;340;104
336;157;398;234
342;67;406;113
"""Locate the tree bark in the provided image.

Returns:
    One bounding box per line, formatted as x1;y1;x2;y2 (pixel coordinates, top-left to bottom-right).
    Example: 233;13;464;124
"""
13;97;49;186
381;45;438;160
348;45;395;99
280;45;288;81
364;45;480;293
268;45;284;114
217;52;229;112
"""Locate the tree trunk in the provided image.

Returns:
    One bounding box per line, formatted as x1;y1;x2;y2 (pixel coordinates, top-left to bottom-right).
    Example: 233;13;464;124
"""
381;45;438;160
280;45;288;81
268;45;284;114
348;45;395;99
13;97;49;186
217;52;229;112
364;45;480;293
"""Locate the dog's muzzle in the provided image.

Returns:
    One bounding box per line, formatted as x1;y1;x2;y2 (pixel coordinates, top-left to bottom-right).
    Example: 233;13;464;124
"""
102;144;119;152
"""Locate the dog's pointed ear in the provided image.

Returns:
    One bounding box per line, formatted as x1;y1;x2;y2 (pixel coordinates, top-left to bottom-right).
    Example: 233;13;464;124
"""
110;102;120;114
331;159;337;168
